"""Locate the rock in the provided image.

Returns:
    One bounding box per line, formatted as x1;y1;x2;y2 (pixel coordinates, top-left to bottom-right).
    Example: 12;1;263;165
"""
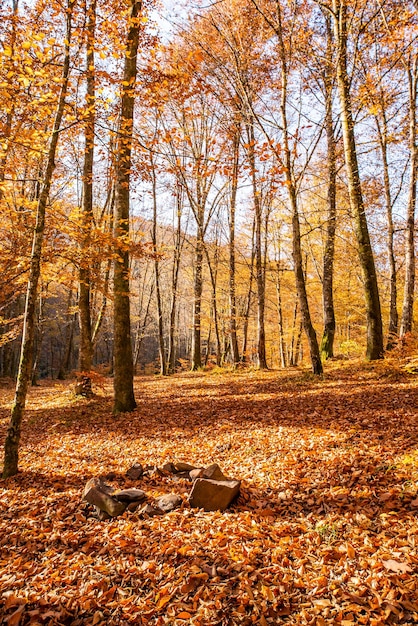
155;493;182;513
126;463;144;480
114;488;146;503
202;463;228;481
190;468;205;481
189;478;241;512
94;506;111;521
103;472;117;481
83;477;127;517
138;503;164;517
173;462;198;473
162;462;176;474
172;472;191;481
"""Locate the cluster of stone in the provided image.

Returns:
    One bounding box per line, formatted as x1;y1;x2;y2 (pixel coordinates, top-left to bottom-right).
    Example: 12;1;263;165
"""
82;461;240;519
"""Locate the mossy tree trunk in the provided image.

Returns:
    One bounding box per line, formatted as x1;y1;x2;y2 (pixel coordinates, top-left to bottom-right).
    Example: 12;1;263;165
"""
331;0;384;360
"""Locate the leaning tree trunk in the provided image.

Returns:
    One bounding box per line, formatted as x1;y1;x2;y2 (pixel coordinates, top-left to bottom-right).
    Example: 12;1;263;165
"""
331;0;383;360
3;2;73;478
400;55;417;337
113;0;142;413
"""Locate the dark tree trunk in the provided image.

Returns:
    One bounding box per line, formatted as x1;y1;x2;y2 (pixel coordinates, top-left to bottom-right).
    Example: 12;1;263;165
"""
228;127;241;366
113;0;142;413
400;55;417;337
150;152;166;375
276;1;323;375
79;0;97;375
191;231;204;370
167;184;184;374
321;13;337;360
246;122;268;369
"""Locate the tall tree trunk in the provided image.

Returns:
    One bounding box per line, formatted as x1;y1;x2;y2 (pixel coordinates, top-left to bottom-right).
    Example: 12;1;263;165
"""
331;0;383;360
3;1;74;478
167;183;184;374
150;153;166;375
375;110;398;347
228;126;241;366
191;229;204;370
78;0;96;374
113;0;142;413
274;244;287;368
246;121;268;369
241;216;256;363
321;13;337;360
167;184;184;374
276;1;323;375
204;243;222;366
400;55;418;337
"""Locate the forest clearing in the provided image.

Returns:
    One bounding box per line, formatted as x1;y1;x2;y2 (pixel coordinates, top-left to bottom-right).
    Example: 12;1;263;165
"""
1;361;418;625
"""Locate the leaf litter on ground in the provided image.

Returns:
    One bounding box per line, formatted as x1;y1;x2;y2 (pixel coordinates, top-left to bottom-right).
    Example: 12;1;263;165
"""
0;361;418;625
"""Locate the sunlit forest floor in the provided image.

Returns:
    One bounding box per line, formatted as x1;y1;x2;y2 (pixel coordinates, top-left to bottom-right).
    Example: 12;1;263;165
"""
1;360;418;625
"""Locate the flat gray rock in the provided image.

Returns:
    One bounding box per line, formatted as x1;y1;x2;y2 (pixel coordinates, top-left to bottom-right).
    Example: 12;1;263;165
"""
156;493;183;512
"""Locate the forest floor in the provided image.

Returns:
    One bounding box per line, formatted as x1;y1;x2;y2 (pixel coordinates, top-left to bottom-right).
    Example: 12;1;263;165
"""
0;360;418;625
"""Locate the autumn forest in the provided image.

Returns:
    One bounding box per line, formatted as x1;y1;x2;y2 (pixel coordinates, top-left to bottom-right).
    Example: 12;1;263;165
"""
1;0;418;624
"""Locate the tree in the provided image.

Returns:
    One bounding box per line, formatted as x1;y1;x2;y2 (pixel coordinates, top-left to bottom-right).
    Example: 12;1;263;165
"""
3;0;75;477
112;0;143;413
78;0;97;377
320;0;384;360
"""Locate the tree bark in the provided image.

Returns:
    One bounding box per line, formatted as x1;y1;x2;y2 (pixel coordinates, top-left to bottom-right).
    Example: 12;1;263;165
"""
246;121;268;369
228;126;241;366
400;55;417;337
191;229;204;370
3;1;74;478
275;0;323;375
113;0;142;413
321;13;337;360
150;152;166;375
167;183;184;374
375;110;398;347
331;0;383;360
78;0;97;374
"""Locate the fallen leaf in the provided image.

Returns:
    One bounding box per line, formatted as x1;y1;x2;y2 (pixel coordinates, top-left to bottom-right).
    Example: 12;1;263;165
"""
382;559;412;573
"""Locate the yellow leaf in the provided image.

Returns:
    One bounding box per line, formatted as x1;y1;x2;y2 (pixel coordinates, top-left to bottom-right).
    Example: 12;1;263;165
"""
346;543;355;559
156;595;171;609
177;612;192;619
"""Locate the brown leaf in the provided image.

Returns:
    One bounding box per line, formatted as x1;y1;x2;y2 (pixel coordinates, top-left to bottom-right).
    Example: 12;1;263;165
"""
5;605;25;626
